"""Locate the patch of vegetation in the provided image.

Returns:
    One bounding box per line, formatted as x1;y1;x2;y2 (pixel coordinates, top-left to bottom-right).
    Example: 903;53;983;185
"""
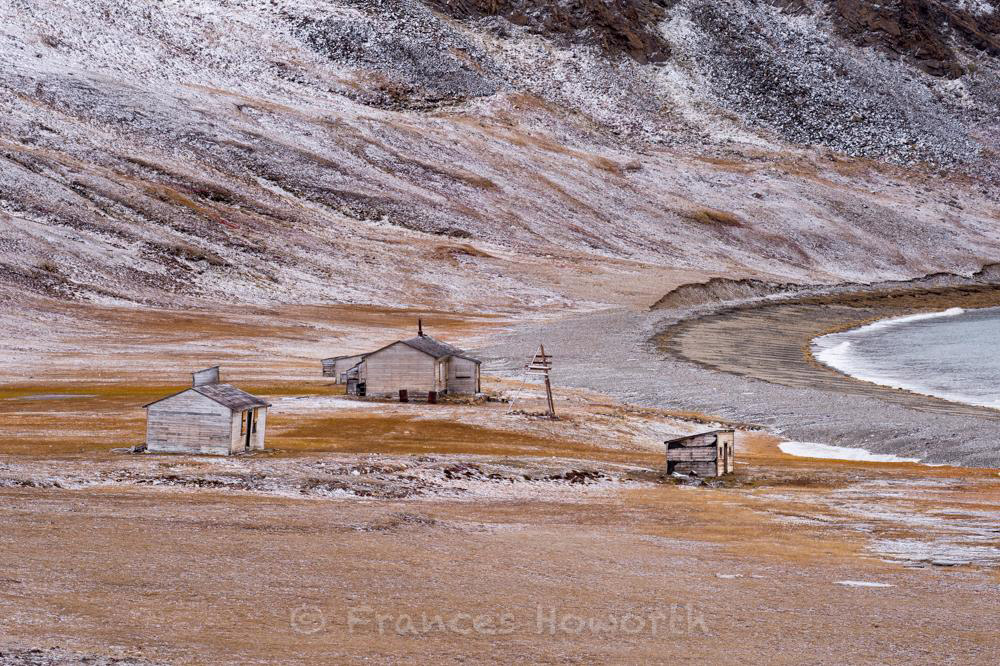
38;259;60;274
684;207;747;229
359;512;439;531
155;242;227;267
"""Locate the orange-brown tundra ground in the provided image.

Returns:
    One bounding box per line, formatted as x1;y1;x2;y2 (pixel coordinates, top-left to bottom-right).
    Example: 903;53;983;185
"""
1;300;998;665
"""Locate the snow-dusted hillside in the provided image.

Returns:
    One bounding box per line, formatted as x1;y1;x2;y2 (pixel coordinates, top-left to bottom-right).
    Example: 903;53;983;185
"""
1;0;999;310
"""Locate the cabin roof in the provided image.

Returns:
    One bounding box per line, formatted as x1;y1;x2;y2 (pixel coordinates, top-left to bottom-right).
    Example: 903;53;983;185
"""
399;335;481;363
194;383;271;410
360;335;481;364
144;384;270;411
322;353;366;362
664;428;733;444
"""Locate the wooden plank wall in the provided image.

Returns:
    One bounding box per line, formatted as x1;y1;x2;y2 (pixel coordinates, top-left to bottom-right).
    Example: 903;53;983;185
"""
665;430;736;477
333;356;364;383
667;445;722;476
226;407;267;453
192;366;220;386
666;447;718;462
446;357;479;395
671;461;720;477
671;432;718;448
253;409;267;450
364;343;437;396
146;390;233;455
719;430;735;473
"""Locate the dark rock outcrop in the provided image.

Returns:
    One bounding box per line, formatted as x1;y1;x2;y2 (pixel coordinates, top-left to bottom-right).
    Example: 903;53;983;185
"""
829;0;1000;79
425;0;674;63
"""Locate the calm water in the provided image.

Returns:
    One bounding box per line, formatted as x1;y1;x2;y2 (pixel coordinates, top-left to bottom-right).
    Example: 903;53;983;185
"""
812;307;1000;410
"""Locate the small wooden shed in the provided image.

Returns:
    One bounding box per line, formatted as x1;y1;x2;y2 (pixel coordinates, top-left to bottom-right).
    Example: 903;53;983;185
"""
665;429;735;477
143;366;270;455
321;354;365;384
352;323;480;398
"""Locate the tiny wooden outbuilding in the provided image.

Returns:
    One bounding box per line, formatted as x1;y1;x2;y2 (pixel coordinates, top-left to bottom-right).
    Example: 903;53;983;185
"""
143;366;270;455
665;429;735;477
349;323;480;398
321;354;365;384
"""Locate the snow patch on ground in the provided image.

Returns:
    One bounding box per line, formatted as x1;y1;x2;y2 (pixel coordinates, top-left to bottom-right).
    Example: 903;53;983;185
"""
778;441;922;464
871;539;1000;567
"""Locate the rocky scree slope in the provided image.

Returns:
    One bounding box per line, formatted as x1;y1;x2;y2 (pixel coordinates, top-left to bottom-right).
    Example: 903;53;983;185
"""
0;0;998;311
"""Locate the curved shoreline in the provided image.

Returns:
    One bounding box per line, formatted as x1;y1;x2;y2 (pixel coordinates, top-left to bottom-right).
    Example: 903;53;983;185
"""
655;285;1000;420
481;281;1000;468
812;306;1000;411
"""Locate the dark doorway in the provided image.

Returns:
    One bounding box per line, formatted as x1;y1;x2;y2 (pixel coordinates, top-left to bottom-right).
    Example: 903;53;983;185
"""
244;409;254;451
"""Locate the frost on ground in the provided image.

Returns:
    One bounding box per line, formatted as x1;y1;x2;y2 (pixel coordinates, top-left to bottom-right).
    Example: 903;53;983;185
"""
760;477;1000;568
1;0;1000;317
0;453;655;503
2;2;1000;663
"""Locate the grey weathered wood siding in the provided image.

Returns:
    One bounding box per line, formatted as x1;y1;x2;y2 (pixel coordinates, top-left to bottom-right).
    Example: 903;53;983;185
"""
192;366;220;386
665;429;735;477
364;342;437;396
334;355;364;383
667;447;722;476
670;461;720;477
323;356;363;381
667;447;719;462
719;430;735;474
229;410;244;453
146;390;233;455
446;357;479;395
674;432;719;448
252;408;267;451
227;407;268;453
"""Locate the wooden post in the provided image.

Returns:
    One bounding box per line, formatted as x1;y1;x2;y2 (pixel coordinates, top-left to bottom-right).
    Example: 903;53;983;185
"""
544;374;555;418
539;344;555;418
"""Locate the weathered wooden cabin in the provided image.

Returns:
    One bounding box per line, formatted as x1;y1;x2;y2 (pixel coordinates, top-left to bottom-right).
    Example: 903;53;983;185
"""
143;366;270;455
350;323;481;398
321;354;365;384
665;429;735;477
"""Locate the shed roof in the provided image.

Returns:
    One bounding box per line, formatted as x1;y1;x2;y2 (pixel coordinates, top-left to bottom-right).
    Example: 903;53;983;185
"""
144;384;270;411
194;384;270;410
664;429;733;444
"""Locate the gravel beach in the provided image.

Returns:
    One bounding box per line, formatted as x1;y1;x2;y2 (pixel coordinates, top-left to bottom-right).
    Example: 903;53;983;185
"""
479;291;1000;468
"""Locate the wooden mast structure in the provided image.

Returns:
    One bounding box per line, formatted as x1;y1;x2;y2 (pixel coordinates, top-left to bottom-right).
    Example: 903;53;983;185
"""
507;344;555;418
